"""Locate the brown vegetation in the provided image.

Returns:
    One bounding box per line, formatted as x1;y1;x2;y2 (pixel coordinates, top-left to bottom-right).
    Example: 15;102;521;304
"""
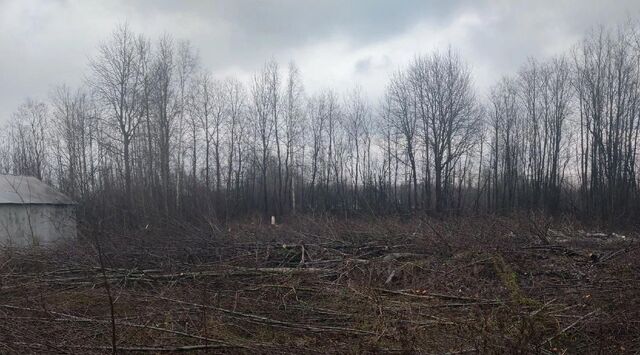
0;215;638;353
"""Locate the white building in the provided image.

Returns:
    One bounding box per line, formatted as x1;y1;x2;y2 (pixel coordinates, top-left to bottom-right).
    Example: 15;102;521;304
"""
0;175;76;246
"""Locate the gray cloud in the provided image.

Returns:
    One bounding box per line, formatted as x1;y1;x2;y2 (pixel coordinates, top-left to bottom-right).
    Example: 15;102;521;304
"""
1;0;640;123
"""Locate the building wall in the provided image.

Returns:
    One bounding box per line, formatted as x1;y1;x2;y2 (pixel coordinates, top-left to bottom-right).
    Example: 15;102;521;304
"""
0;205;76;246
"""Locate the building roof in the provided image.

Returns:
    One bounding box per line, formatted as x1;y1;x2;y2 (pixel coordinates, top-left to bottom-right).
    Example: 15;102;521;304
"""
0;175;75;205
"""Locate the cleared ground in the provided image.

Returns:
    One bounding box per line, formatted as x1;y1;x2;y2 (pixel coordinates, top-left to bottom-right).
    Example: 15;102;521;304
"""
0;215;638;354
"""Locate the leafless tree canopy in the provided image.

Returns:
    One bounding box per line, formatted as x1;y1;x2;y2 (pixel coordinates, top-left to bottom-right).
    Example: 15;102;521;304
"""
3;22;640;225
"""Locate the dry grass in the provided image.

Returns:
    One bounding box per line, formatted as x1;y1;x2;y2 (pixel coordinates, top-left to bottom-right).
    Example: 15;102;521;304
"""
0;214;638;354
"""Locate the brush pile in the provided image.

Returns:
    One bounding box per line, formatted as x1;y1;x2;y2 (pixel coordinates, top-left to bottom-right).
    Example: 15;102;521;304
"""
0;215;638;353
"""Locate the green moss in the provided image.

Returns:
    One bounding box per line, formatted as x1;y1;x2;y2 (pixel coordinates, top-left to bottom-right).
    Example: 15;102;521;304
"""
492;254;540;307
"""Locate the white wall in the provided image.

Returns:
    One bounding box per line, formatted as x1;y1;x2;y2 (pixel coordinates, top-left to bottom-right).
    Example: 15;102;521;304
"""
0;205;76;246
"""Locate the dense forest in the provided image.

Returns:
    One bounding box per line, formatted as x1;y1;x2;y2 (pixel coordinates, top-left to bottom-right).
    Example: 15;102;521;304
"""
2;22;640;225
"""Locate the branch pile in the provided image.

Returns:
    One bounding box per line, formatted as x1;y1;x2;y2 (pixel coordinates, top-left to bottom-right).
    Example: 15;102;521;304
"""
0;215;637;353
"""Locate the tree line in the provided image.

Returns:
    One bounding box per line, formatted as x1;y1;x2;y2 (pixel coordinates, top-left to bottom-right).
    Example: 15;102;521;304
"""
2;23;640;224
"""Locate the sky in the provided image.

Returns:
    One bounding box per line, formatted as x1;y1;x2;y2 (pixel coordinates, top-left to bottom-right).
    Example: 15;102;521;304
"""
1;0;640;124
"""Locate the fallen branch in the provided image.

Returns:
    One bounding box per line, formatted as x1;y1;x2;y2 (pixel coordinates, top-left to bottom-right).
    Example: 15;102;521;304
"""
377;287;502;304
542;309;599;345
156;296;378;335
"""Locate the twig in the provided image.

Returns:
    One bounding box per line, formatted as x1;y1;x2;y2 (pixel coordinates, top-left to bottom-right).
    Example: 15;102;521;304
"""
95;235;117;355
377;287;502;303
5;342;241;352
542;309;599;345
157;296;378;335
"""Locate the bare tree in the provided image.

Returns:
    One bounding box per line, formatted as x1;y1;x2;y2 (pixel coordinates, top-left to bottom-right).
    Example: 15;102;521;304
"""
224;78;247;212
8;99;49;181
343;87;370;210
252;63;275;217
489;78;521;211
573;25;640;220
151;34;178;215
416;50;479;212
89;24;145;209
191;71;215;191
283;62;305;212
386;71;419;209
175;40;199;211
51;86;95;197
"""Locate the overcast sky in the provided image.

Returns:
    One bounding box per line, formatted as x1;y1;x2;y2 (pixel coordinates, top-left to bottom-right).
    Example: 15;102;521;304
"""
1;0;640;123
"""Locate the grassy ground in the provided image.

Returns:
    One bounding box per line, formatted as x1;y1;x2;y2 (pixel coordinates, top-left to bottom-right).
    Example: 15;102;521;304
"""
0;214;638;354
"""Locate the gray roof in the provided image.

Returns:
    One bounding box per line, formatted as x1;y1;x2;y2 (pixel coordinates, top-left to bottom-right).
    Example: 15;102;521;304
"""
0;175;75;205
